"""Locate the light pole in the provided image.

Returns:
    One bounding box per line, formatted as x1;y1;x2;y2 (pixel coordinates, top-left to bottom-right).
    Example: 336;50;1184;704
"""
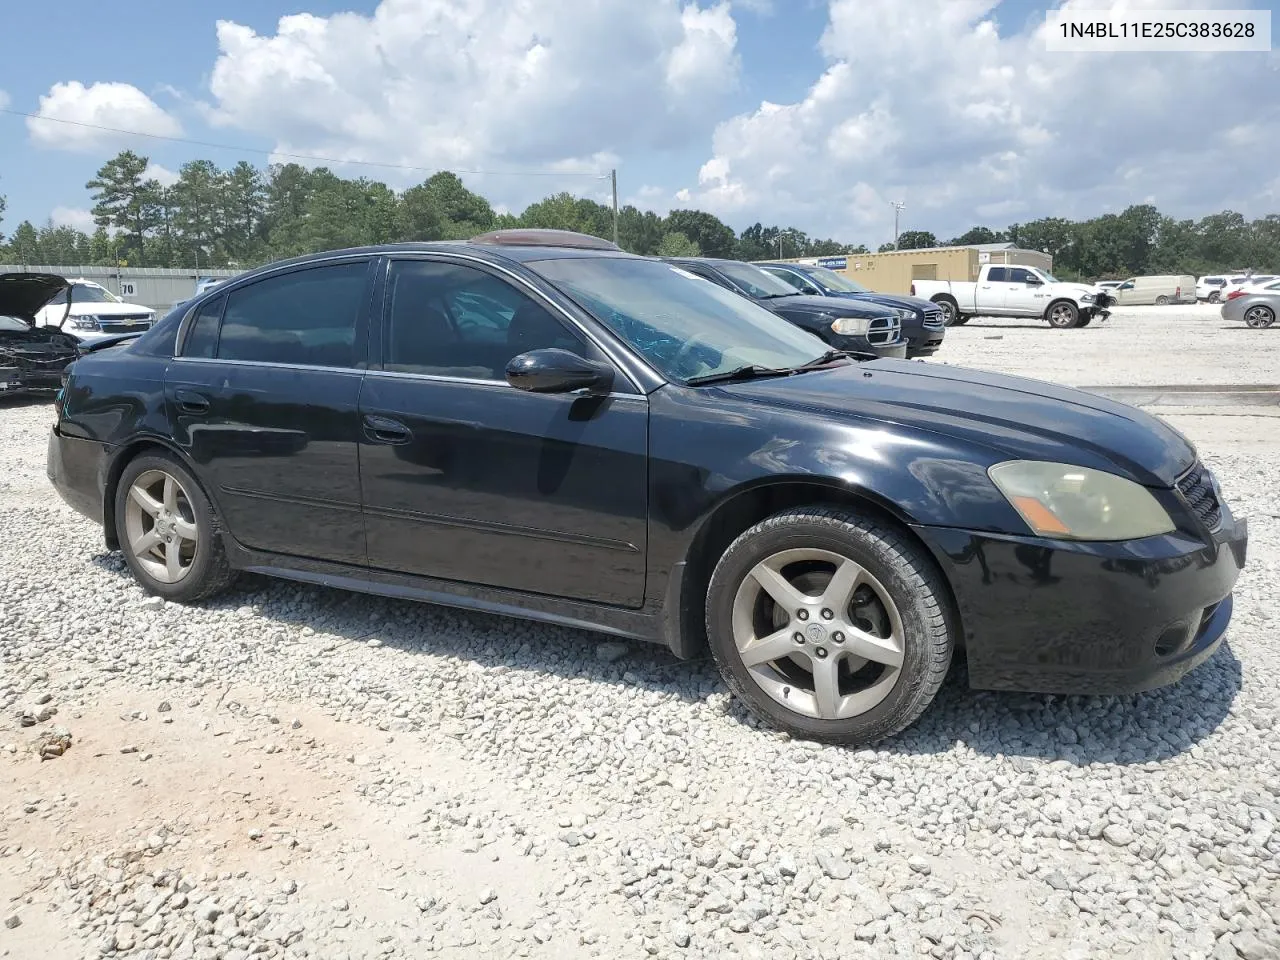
889;200;905;249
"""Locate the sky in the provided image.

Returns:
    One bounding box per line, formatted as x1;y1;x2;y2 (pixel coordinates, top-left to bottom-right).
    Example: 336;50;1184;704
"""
1;0;1278;249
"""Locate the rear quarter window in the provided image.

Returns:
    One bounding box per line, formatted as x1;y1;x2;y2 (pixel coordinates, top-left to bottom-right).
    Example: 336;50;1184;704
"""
128;306;186;358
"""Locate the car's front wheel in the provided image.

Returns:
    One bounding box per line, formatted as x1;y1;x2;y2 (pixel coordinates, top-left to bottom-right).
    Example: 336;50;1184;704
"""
114;453;237;603
1046;300;1080;328
705;507;954;745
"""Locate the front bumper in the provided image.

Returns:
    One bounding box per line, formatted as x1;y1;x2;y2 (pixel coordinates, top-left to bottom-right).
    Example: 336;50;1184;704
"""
839;336;908;360
913;512;1247;695
0;366;63;396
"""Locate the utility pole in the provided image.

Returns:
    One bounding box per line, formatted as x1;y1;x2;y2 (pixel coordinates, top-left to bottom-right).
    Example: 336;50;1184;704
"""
890;200;905;249
610;169;619;247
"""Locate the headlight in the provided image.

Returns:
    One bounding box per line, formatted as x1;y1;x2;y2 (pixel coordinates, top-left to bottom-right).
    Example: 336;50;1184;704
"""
830;316;871;336
68;316;102;331
988;461;1175;541
1080;294;1095;303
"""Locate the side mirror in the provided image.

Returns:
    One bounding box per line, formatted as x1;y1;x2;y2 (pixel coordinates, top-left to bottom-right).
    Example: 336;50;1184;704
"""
506;348;614;394
1024;276;1043;285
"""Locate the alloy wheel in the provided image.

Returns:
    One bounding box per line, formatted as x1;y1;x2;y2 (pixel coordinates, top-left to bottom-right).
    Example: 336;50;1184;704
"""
1244;306;1275;328
123;469;199;583
1049;303;1077;327
730;548;904;721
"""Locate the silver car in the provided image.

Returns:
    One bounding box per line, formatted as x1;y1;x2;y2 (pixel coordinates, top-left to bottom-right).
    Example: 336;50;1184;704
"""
1221;289;1279;328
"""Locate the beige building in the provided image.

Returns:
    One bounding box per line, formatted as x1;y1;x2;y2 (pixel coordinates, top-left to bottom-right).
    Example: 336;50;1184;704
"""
776;243;1054;296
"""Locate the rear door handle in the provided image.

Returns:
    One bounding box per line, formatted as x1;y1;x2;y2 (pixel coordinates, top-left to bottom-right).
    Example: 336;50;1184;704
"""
363;415;412;445
174;390;210;414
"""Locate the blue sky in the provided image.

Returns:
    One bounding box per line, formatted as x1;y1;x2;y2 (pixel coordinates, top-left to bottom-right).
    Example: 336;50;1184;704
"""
2;0;1276;246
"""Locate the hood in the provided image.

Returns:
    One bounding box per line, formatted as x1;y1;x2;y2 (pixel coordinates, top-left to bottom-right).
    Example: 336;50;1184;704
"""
0;273;68;318
765;294;897;320
715;359;1196;487
825;291;938;314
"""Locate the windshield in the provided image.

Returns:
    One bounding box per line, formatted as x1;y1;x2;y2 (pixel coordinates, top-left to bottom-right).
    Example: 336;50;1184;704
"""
1037;270;1061;283
805;266;870;294
0;315;30;332
533;257;830;383
713;261;802;299
48;283;122;305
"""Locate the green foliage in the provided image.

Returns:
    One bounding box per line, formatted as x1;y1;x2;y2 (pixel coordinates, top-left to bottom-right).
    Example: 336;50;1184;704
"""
657;231;700;257
895;230;937;250
2;148;1277;279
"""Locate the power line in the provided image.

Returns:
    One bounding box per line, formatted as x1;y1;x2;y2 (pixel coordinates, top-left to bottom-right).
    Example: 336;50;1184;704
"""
4;108;610;179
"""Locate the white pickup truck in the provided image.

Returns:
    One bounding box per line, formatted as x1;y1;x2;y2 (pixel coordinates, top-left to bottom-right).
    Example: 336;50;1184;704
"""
912;264;1112;329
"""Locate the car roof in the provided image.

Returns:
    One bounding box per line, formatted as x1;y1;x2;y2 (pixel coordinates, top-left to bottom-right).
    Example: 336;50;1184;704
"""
248;242;643;271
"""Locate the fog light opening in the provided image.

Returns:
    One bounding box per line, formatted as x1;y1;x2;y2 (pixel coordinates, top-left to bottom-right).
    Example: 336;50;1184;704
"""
1154;620;1195;658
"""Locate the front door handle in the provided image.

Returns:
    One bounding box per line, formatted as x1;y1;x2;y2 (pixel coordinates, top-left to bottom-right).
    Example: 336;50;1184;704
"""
174;390;210;414
363;415;412;445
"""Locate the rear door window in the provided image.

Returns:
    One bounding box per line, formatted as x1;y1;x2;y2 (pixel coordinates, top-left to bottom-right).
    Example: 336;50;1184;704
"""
217;262;370;367
986;267;1008;282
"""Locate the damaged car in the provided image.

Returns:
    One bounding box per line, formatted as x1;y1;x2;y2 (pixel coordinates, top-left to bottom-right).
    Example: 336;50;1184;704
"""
0;273;81;398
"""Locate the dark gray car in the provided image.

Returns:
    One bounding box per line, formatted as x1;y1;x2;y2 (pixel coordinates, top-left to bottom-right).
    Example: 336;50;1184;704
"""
1221;290;1279;328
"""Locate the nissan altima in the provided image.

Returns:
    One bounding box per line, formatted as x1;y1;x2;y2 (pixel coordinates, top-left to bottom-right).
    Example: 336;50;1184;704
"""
47;229;1248;745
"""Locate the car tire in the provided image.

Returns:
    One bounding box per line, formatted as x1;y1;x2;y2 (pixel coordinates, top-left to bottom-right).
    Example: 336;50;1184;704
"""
1244;305;1276;329
933;297;960;326
1078;315;1093;327
1208;292;1221;304
1046;300;1080;329
1155;295;1170;305
114;452;238;603
950;315;971;326
705;506;955;746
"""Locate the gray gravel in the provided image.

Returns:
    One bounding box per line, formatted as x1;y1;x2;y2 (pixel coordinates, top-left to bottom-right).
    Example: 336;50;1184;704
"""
2;314;1279;959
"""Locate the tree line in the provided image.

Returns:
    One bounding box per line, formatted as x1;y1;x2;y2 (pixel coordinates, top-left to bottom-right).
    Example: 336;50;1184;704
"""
0;149;1277;280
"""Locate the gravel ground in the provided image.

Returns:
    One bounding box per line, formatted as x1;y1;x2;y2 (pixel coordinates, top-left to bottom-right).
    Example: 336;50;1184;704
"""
2;313;1279;960
933;302;1280;386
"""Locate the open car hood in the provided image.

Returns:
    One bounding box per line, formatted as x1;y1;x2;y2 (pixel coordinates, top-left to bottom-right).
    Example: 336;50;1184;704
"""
0;273;68;319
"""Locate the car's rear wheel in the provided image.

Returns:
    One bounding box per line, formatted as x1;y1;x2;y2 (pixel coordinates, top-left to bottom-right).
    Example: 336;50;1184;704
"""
1244;305;1276;328
1155;295;1170;305
1046;300;1079;328
705;507;954;745
1208;291;1221;304
115;453;237;603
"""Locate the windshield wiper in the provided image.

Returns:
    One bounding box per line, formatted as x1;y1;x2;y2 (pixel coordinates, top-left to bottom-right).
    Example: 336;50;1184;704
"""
791;349;851;370
757;292;801;300
686;364;792;386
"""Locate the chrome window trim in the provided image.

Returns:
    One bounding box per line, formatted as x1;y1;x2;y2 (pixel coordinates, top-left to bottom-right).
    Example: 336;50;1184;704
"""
364;366;643;401
169;356;364;376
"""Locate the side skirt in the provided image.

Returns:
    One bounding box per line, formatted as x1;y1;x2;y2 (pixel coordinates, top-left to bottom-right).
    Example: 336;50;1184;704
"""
220;534;670;646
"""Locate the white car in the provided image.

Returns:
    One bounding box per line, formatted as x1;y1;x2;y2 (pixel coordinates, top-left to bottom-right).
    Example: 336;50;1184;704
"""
912;263;1110;328
34;279;156;344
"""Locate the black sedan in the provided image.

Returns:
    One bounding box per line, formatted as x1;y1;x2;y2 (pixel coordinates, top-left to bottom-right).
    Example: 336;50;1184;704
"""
47;230;1247;745
0;273;81;397
760;261;946;357
663;257;907;360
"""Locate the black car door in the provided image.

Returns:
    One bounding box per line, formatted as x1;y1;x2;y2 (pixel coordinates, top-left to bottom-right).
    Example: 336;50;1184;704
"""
165;257;375;564
357;255;648;607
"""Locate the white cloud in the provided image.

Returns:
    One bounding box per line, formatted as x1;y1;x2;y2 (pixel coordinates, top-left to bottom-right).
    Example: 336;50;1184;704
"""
28;82;182;153
679;0;1280;243
51;206;96;233
0;90;10;110
202;1;740;208
144;162;180;187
